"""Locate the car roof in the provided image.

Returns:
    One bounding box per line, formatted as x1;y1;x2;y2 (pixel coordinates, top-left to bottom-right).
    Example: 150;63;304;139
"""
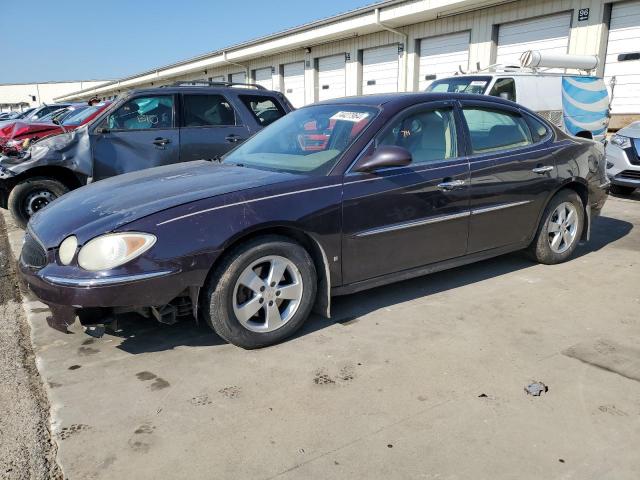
310;92;517;108
130;86;281;96
441;72;598;79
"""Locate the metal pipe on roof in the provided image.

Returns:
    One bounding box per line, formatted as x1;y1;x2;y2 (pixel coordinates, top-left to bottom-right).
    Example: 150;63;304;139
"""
222;52;250;79
373;7;408;91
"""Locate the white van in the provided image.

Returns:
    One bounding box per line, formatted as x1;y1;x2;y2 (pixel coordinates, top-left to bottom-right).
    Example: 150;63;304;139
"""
426;52;610;142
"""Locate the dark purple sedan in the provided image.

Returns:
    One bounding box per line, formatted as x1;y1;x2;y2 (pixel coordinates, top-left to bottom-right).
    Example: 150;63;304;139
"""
19;92;609;348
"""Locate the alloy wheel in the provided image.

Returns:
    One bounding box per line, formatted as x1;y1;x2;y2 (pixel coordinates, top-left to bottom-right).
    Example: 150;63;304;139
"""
232;255;304;332
547;201;579;254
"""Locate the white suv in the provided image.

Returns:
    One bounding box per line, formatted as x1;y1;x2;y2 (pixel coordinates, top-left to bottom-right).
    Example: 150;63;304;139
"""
606;122;640;195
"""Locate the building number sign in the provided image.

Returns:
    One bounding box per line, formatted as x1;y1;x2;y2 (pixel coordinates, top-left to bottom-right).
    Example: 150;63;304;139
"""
578;8;589;21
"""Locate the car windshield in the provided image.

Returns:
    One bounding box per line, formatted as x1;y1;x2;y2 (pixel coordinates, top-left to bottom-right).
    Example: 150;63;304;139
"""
426;76;492;94
223;104;379;175
62;105;99;126
38;109;69;123
15;109;35;119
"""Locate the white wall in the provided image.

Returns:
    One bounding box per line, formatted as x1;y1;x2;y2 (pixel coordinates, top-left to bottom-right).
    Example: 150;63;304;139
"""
0;80;109;111
53;0;638;121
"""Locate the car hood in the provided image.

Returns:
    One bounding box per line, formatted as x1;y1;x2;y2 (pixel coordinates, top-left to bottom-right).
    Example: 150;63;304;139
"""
617;121;640;139
0;126;90;177
29;160;298;248
7;121;63;138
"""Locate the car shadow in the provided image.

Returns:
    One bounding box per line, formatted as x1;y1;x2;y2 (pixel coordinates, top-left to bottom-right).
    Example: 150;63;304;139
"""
111;215;632;354
294;214;633;337
609;190;640;201
113;313;226;354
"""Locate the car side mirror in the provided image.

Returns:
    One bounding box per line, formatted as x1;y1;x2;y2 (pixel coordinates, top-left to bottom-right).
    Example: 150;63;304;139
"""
353;145;412;173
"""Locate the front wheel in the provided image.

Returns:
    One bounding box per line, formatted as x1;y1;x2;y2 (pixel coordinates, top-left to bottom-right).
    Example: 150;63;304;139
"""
8;177;69;229
201;236;317;349
528;190;584;265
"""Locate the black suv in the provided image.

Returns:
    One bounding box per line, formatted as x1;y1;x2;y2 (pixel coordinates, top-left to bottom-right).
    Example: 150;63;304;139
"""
0;82;293;228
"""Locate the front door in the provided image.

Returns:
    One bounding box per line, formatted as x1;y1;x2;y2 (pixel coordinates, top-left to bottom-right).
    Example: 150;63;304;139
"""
179;93;251;162
91;94;179;181
342;102;470;285
459;100;558;253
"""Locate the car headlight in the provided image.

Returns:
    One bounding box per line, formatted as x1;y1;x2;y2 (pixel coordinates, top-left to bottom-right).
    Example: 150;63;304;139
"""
77;232;156;271
610;134;632;149
58;235;78;265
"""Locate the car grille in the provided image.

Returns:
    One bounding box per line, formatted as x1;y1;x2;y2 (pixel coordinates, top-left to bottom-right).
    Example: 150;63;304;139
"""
631;139;640;166
537;110;563;127
21;233;47;269
618;170;640;180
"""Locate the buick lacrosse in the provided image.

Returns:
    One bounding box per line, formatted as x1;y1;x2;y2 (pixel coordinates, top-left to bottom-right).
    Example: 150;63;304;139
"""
20;93;609;348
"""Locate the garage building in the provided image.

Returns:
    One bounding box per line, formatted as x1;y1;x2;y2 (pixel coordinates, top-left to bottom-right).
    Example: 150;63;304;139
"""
55;0;640;128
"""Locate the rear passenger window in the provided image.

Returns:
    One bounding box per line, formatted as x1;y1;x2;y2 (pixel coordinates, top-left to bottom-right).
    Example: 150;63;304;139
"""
378;108;457;164
488;78;516;102
524;114;549;143
240;95;286;127
182;94;236;127
462;107;532;154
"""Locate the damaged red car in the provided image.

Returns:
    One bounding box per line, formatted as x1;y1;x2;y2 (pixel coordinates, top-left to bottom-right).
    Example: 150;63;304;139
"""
0;103;111;155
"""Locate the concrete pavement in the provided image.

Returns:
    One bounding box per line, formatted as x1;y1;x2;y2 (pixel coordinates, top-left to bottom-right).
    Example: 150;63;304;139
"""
3;194;640;480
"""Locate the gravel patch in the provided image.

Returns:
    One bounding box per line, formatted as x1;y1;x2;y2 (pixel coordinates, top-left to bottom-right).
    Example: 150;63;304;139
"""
0;213;60;479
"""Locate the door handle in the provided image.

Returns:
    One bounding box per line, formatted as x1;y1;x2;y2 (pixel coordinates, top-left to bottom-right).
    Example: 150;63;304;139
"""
225;134;244;143
532;165;554;174
153;137;171;146
436;179;466;191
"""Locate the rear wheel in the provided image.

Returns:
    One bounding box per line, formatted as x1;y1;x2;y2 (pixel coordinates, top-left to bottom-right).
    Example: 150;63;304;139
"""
8;177;69;229
528;190;584;265
201;236;317;349
610;185;636;196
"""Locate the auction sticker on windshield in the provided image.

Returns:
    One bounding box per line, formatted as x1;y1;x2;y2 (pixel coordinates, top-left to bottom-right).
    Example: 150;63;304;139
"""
330;111;370;122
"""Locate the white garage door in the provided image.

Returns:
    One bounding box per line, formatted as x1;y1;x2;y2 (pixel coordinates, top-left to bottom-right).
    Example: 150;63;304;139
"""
209;75;225;83
254;67;273;90
418;31;470;90
318;54;346;101
283;62;305;107
497;12;571;67
362;44;399;95
230;72;247;85
604;0;640;114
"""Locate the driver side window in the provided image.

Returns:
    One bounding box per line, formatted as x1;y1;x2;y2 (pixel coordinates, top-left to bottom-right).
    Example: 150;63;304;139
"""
107;95;174;130
378;107;458;164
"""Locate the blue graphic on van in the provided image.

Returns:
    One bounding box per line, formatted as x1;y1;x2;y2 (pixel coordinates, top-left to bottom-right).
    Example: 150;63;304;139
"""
561;76;609;141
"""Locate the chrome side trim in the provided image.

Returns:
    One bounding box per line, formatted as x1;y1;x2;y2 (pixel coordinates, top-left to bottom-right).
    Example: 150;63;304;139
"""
41;270;175;287
157;183;342;226
471;200;532;215
355;211;471;237
354;200;532;238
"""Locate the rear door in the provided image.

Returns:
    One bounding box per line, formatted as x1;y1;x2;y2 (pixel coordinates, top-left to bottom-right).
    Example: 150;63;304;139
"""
91;94;179;181
179;93;250;162
341;101;470;284
460;100;557;253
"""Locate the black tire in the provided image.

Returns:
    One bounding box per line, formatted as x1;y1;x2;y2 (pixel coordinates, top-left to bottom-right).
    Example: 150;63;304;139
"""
610;184;636;196
528;189;585;265
201;235;317;349
8;177;69;229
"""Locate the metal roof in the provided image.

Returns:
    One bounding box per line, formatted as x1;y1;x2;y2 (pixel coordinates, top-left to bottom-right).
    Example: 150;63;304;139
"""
54;0;410;100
